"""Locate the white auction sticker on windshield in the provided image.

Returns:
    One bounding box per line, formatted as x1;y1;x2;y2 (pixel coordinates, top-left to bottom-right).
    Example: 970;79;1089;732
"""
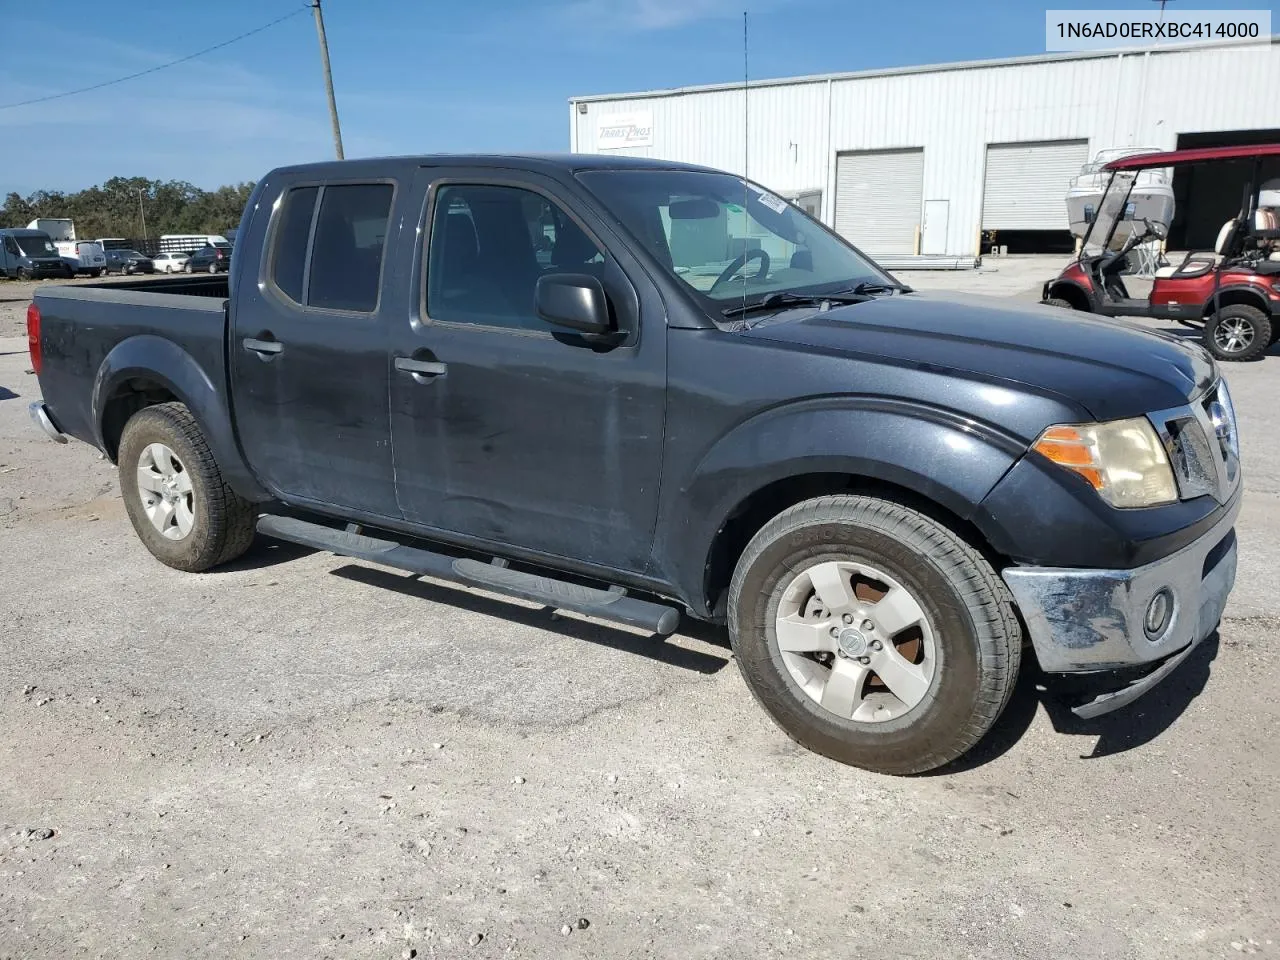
751;188;789;215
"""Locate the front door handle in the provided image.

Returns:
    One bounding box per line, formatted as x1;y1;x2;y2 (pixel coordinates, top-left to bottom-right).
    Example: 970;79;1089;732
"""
243;337;283;357
395;356;448;380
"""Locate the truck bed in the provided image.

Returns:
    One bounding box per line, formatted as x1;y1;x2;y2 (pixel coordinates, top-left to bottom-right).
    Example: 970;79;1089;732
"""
33;275;230;452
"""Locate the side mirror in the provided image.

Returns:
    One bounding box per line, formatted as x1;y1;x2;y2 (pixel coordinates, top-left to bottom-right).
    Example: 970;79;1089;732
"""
535;273;613;336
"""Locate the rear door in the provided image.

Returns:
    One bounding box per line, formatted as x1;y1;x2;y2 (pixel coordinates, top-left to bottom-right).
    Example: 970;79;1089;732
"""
386;166;667;574
230;176;402;517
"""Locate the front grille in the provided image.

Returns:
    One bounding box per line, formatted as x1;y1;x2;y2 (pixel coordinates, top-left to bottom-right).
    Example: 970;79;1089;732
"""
1150;381;1240;504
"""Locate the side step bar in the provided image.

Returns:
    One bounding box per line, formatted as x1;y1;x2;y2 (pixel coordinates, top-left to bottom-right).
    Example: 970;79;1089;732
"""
257;515;680;636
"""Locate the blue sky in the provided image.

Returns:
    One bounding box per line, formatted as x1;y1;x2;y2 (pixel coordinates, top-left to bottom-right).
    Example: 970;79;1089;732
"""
0;0;1268;194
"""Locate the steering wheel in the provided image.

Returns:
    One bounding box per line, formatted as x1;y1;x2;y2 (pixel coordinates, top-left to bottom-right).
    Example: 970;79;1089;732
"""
1143;217;1168;241
710;248;771;295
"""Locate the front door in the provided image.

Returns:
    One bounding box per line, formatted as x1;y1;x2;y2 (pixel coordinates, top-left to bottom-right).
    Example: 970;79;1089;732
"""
387;168;667;574
230;178;402;518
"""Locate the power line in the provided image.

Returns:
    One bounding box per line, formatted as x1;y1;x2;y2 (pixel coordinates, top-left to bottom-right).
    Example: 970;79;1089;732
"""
0;5;311;111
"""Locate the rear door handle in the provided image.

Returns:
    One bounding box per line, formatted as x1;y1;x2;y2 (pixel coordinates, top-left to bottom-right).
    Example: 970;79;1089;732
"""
243;337;283;357
395;357;448;379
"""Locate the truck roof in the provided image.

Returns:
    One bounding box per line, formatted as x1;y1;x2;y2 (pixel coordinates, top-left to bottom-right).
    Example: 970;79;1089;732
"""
0;228;51;237
266;152;720;179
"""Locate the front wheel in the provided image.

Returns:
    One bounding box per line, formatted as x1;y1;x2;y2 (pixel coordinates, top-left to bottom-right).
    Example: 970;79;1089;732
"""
208;262;218;274
728;495;1021;775
1205;304;1272;362
118;402;256;572
1043;297;1076;310
15;266;30;281
91;269;102;278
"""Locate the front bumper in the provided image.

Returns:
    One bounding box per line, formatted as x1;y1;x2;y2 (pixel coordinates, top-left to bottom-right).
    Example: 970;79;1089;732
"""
1002;495;1239;715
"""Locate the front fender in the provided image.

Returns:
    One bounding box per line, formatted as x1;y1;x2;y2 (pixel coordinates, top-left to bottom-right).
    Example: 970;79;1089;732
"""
653;398;1026;615
92;335;269;501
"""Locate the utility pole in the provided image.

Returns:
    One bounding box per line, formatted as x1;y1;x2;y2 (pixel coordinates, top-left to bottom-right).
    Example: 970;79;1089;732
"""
137;188;147;242
311;0;345;160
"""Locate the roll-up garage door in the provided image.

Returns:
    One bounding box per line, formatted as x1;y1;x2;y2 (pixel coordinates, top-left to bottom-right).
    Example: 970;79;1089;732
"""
834;149;924;255
982;140;1089;230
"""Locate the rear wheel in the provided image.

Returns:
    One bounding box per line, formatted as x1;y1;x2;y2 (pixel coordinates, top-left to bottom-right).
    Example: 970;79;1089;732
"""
1205;304;1272;362
1043;297;1076;310
207;262;218;274
118;402;256;572
91;269;102;278
184;262;192;274
728;495;1021;776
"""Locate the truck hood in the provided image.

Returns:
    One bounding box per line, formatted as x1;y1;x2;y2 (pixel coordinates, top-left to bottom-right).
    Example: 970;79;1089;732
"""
744;292;1215;421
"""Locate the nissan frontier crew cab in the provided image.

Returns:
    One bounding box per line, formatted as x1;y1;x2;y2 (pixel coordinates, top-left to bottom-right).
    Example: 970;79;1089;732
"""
27;155;1240;775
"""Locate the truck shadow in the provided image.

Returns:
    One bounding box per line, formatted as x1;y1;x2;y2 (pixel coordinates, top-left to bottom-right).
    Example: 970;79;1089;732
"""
938;632;1219;773
214;537;317;571
328;563;732;676
0;386;18;401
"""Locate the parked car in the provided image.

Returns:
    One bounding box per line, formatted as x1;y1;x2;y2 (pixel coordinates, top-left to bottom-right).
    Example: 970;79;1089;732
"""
103;249;155;275
152;252;190;274
184;242;232;273
0;229;73;279
26;154;1240;775
62;241;106;277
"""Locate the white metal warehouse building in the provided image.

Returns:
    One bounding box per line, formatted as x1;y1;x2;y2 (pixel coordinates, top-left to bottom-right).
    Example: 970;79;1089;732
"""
569;38;1280;265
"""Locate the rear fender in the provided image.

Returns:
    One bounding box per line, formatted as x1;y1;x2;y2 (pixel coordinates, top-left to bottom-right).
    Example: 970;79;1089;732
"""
655;399;1026;615
91;335;269;501
1207;282;1275;316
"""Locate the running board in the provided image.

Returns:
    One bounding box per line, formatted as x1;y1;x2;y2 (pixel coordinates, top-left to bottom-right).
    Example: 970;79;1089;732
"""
256;515;680;636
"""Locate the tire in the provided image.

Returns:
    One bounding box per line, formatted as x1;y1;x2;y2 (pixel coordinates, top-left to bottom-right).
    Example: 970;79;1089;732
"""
1204;304;1272;362
1043;297;1076;310
184;261;193;273
727;495;1021;776
118;402;256;572
16;266;30;281
91;269;102;278
208;262;218;275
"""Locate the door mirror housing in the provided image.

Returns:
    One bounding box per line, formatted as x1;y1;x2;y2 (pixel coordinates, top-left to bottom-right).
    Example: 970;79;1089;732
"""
535;273;613;335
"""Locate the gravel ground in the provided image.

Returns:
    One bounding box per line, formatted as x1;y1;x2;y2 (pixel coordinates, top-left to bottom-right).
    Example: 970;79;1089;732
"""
1;263;1278;959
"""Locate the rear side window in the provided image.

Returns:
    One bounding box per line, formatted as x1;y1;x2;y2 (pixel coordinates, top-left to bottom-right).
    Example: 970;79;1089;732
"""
271;186;318;303
308;183;394;312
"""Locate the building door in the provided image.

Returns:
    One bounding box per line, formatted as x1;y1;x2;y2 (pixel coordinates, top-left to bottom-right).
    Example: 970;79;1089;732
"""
981;140;1090;231
833;148;924;255
921;200;949;255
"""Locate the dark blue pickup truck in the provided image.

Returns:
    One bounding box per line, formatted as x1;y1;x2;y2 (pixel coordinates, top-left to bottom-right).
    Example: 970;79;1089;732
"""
26;154;1240;774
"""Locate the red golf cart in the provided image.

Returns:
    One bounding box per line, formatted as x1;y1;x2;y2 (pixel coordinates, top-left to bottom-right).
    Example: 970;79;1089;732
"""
1042;144;1280;361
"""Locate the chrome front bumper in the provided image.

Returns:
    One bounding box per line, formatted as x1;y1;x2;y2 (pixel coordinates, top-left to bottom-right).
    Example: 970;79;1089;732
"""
1003;497;1239;714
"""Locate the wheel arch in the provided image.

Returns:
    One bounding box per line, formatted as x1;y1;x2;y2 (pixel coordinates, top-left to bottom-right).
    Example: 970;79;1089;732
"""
656;402;1024;619
1205;283;1272;316
1045;281;1091;311
92;335;269;501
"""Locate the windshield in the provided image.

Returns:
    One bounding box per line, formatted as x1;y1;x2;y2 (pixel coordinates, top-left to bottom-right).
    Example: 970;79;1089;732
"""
15;235;58;258
1081;170;1137;257
578;170;893;308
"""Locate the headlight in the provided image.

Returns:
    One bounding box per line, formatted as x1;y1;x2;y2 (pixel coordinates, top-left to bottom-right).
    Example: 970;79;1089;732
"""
1033;417;1178;508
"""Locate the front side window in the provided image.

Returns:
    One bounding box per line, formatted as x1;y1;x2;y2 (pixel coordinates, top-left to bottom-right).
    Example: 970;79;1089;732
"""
308;183;393;312
425;183;605;331
578;169;891;310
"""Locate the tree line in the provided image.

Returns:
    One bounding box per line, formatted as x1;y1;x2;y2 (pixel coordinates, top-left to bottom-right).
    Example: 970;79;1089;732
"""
1;177;255;240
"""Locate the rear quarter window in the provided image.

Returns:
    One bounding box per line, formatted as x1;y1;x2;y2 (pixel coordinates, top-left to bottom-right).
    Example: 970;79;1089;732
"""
270;186;319;304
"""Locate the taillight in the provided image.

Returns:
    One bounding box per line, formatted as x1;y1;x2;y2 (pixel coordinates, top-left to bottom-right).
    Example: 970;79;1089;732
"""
26;303;42;376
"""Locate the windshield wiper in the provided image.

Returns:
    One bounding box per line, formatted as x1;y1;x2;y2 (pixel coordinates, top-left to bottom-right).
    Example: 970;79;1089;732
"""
721;291;866;319
846;280;913;295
